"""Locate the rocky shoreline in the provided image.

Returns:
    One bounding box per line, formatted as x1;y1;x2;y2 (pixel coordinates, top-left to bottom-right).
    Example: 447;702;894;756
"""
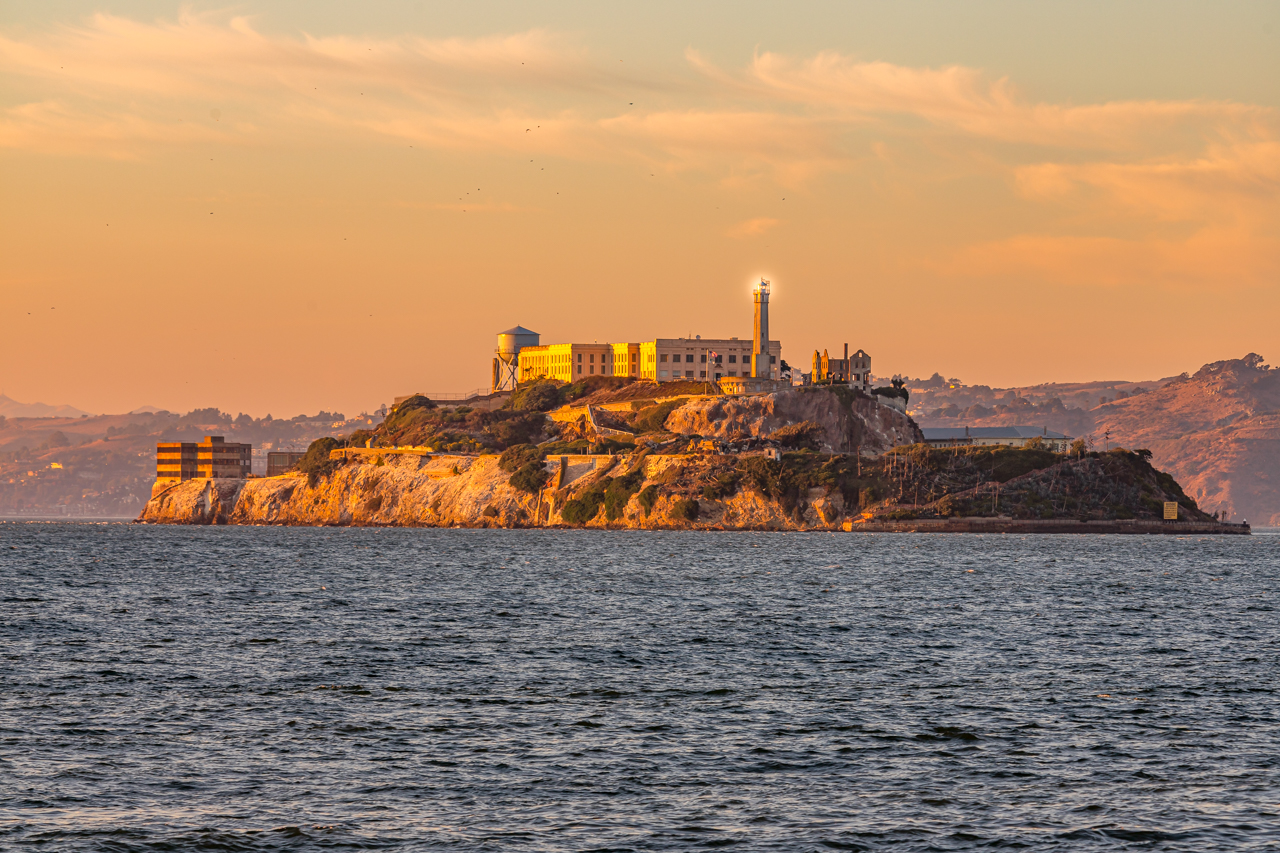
137;444;1247;534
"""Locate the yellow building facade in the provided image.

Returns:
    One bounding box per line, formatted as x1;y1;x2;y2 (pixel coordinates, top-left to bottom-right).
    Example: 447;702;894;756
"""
518;343;643;382
520;338;781;384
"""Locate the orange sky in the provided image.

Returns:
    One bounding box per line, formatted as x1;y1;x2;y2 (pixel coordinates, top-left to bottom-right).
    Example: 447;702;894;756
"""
2;3;1279;416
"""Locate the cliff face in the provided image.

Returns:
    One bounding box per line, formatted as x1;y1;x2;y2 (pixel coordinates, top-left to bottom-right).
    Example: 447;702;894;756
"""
139;441;1215;532
138;454;840;530
663;388;921;453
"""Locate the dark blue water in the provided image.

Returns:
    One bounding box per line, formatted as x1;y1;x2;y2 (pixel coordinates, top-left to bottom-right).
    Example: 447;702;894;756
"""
1;523;1278;851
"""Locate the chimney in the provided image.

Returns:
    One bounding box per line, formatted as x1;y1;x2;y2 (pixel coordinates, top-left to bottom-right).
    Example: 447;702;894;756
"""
752;279;771;379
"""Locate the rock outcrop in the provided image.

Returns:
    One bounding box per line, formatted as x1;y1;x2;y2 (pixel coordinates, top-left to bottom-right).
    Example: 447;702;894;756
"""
663;388;921;453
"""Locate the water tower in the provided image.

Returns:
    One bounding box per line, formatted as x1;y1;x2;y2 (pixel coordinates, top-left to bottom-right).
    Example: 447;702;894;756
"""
493;325;540;392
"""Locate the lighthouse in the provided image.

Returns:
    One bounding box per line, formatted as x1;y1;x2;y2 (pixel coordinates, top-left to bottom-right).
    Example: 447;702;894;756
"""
751;279;771;379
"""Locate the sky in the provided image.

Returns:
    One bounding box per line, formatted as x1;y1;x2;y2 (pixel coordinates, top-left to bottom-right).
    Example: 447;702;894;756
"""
2;1;1278;417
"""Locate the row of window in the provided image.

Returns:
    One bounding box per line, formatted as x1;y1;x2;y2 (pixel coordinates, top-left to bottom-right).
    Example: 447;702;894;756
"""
656;370;753;379
657;353;775;364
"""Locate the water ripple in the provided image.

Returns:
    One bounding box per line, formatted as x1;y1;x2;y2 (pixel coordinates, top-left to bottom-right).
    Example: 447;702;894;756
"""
1;523;1278;850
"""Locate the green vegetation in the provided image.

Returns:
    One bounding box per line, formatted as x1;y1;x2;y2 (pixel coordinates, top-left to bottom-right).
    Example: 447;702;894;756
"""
498;443;551;493
603;469;645;521
371;396;549;452
632;398;687;433
637;484;659;517
498;444;542;472
507;380;564;412
298;437;343;487
670;498;700;522
560;482;605;524
701;469;741;500
510;463;550;493
873;386;909;403
767;420;825;450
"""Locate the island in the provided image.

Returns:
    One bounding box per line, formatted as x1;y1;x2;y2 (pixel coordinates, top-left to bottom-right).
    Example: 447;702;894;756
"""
137;378;1246;534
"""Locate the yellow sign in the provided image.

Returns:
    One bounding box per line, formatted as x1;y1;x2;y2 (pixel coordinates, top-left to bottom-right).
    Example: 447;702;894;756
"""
1163;502;1179;520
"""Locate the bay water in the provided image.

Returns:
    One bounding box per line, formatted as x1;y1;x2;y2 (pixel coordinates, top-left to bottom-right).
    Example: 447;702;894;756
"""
2;523;1278;850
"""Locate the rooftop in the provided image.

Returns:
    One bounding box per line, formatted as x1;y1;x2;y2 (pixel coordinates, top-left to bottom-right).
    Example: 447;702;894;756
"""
922;426;1070;440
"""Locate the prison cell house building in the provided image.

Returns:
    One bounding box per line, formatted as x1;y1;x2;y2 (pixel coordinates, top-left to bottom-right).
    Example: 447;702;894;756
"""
156;436;252;482
517;343;639;383
518;337;782;384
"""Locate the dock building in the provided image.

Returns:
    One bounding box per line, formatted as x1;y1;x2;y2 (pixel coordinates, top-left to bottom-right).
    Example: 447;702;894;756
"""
156;436;252;482
921;426;1071;452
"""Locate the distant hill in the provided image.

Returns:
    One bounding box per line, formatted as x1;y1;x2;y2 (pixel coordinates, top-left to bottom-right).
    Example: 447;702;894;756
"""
1090;355;1280;525
912;355;1280;525
0;394;92;419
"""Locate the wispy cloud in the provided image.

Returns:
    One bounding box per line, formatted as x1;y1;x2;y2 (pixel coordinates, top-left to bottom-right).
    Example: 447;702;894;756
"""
726;217;780;239
3;12;1276;290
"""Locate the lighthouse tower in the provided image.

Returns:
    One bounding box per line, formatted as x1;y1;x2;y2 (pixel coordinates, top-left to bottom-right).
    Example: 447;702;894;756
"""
751;279;771;379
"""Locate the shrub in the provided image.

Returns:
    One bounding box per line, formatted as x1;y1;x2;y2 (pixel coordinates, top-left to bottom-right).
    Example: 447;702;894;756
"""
509;381;564;412
509;462;550;493
48;431;70;448
499;443;542;472
486;412;547;449
298;437;342;487
603;470;645;521
561;495;601;524
633;398;687;433
767;420;825;450
637;485;659;517
670;498;700;522
872;386;909;403
702;470;741;500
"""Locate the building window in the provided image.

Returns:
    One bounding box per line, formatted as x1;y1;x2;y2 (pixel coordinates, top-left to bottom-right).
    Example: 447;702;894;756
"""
685;370;694;378
590;365;594;374
729;355;736;363
770;356;777;364
577;365;582;374
660;354;667;362
699;371;706;378
577;353;582;362
590;354;595;363
729;370;737;377
685;354;694;363
659;370;668;378
700;354;707;363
